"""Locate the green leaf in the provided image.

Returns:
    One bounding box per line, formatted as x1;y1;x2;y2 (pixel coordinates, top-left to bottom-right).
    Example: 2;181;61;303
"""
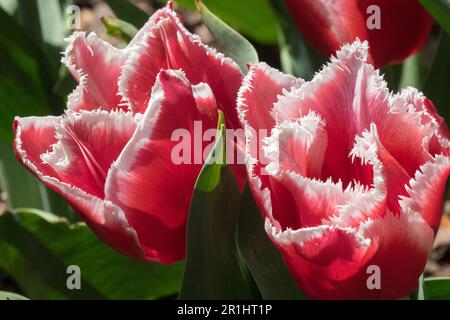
37;0;66;65
0;140;75;221
180;112;257;299
398;53;426;90
423;33;450;123
195;0;258;74
0;290;29;300
424;277;450;299
237;185;307;299
17;0;43;47
0;209;184;299
0;142;45;209
37;0;64;47
0;0;18;15
53;65;77;102
420;0;450;35
269;0;323;79
101;17;138;44
173;0;278;44
0;6;62;143
410;274;427;300
0;7;69;215
104;0;149;29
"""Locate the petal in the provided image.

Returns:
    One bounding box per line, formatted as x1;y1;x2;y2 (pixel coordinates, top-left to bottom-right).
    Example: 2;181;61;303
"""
118;7;243;130
41;110;138;199
272;40;385;187
349;124;410;215
400;154;450;231
239;63;305;229
377;88;449;178
13;116;61;178
264;124;389;230
265;219;376;299
62;32;129;112
284;0;354;57
358;0;434;67
266;210;434;299
105;69;217;264
264;111;328;179
285;0;434;67
360;211;434;299
237;62;304;132
13;116;144;260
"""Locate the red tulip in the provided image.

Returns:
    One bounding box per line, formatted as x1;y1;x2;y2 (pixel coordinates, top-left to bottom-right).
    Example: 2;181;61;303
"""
238;40;449;299
13;3;243;263
284;0;434;67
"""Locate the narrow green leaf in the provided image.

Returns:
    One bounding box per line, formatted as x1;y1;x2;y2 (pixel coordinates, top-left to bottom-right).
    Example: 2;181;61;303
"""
269;0;323;80
0;7;69;214
195;0;258;74
53;65;77;101
193;112;226;192
424;277;450;299
382;64;402;92
0;0;17;15
398;53;426;90
237;185;307;299
410;274;427;300
17;0;43;47
423;33;450;123
104;0;149;29
173;0;278;44
101;17;138;44
0;209;184;299
0;290;29;300
0;6;63;142
0;142;44;209
180;113;256;299
0;141;75;221
37;0;65;65
420;0;450;35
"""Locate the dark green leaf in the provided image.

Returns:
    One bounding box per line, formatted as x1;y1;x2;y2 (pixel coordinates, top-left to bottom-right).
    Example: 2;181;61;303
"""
423;33;450;122
237;185;307;299
195;0;258;74
37;0;66;64
0;6;62;143
0;142;45;209
420;0;450;35
17;0;43;47
398;53;426;90
0;141;75;221
180;113;256;299
269;0;323;79
424;277;450;299
0;7;68;214
101;17;138;43
0;209;184;299
53;65;77;101
104;0;149;29
0;0;17;15
410;274;427;300
173;0;278;44
0;290;29;300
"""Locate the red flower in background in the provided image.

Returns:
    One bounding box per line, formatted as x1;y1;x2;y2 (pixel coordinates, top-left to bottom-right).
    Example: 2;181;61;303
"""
238;40;449;299
13;2;243;264
285;0;434;67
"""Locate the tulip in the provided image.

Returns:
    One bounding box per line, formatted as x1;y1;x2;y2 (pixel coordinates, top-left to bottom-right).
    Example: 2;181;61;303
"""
13;2;243;263
284;0;435;67
237;39;449;299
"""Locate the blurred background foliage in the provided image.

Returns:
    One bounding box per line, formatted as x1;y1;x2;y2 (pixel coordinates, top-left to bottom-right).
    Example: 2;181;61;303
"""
0;0;449;299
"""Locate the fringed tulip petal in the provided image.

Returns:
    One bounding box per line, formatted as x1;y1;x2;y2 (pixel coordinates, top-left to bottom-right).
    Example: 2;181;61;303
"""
105;70;217;264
